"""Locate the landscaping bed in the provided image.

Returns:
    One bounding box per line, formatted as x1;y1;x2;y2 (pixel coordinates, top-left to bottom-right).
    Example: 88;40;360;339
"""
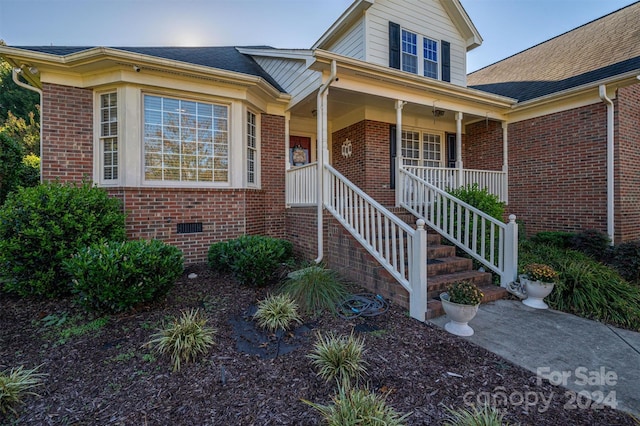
1;264;635;425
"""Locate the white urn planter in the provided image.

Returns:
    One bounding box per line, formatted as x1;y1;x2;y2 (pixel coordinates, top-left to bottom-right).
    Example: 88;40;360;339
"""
440;292;480;337
520;275;555;310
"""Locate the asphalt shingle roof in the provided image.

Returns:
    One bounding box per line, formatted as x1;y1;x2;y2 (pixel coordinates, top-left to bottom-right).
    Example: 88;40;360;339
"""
13;45;285;92
468;1;640;102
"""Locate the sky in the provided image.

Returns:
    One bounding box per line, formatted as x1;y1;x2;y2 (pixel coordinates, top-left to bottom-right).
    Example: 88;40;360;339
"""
0;0;636;72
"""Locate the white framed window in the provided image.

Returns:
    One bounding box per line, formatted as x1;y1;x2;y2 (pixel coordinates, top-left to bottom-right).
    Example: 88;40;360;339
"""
143;95;229;183
400;29;439;78
246;110;257;185
100;92;118;181
423;37;438;79
401;30;418;74
401;130;441;167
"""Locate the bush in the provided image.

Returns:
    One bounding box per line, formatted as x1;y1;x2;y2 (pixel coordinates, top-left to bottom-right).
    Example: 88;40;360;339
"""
530;231;575;249
443;404;507;426
608;241;640;284
0;182;126;297
447;183;505;221
0;365;46;416
208;235;293;287
303;384;410;426
64;240;183;313
0;132;25;205
147;309;216;371
519;241;640;331
279;266;349;317
308;332;368;386
569;229;611;261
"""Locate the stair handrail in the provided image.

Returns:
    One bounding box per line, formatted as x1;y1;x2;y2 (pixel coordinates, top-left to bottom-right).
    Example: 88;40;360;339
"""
399;168;518;286
324;164;427;321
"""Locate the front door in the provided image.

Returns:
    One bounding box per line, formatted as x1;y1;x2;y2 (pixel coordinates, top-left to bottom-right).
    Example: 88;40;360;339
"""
446;133;456;168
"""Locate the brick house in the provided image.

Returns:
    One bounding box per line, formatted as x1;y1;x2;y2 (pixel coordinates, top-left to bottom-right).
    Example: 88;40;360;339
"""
1;0;638;321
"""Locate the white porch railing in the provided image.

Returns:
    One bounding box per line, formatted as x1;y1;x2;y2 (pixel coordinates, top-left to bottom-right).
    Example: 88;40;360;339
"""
402;166;507;203
286;163;317;206
325;165;428;322
399;168;518;286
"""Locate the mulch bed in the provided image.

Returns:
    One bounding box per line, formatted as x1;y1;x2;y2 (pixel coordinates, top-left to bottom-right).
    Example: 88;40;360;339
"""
1;264;636;425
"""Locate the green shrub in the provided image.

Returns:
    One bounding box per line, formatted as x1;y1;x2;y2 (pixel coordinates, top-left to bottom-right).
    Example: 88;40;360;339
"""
303;384;410;426
308;332;368;386
519;241;640;331
208;235;293;287
0;182;126;298
530;231;575;249
148;309;216;371
447;184;505;221
279;266;348;316
608;240;640;284
0;132;26;205
443;404;508;426
253;293;302;332
0;365;46;416
64;239;183;313
569;229;611;261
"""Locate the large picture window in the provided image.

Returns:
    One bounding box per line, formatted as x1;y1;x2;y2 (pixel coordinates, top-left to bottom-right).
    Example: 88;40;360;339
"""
100;92;118;181
143;95;228;183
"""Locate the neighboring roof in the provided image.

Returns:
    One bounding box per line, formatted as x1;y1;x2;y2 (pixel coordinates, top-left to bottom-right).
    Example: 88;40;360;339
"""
467;1;640;102
9;45;286;92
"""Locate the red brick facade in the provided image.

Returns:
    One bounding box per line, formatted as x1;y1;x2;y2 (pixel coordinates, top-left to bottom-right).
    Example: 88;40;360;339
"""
463;120;503;171
41;83;93;182
500;103;609;238
40;83;287;263
615;85;640;242
332;120;395;207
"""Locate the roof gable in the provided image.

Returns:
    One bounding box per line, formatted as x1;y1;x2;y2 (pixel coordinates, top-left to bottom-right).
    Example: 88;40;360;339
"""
468;2;640;102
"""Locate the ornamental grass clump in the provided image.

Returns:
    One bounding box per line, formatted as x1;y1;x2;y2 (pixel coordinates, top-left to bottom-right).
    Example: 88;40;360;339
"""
523;263;558;283
253;293;302;333
279;266;349;317
0;365;46;416
443;404;508;426
447;281;484;305
148;309;216;372
308;332;368;386
303;384;411;426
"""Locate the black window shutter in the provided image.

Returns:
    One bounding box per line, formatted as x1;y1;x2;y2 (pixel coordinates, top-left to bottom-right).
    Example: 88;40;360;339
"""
389;22;400;69
390;124;397;189
441;40;451;82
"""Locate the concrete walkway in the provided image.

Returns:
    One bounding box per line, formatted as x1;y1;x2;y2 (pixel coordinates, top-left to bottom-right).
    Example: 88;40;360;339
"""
429;299;640;418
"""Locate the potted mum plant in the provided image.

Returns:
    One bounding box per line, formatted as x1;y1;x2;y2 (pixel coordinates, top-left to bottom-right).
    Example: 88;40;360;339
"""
520;263;558;310
440;281;484;337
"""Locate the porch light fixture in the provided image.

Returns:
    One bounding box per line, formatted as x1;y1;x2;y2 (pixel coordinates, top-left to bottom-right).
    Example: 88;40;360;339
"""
432;109;445;117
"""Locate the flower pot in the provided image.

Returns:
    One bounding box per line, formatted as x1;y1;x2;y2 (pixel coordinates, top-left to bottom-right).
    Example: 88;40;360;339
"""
520;275;555;310
440;292;480;337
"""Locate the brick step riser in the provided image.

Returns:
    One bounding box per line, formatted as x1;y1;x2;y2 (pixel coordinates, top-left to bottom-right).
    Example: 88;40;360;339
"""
427;274;493;299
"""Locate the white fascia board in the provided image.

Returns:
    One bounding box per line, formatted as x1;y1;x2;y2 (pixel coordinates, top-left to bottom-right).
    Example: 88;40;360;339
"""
236;47;315;67
312;0;374;50
441;0;483;51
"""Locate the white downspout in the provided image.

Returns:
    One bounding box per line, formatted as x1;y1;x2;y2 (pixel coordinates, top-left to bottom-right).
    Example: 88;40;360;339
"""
599;84;614;245
12;67;43;183
315;60;337;263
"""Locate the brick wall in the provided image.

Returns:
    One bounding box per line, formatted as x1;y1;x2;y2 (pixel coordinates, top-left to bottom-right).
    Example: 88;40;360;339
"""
41;83;93;181
615;84;640;242
260;114;287;238
506;103;608;237
332;120;395;207
464;120;503;171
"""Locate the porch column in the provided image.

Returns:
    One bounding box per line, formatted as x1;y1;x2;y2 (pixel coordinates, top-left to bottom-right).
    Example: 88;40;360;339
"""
502;121;509;204
285;112;291;171
395;100;406;207
455;112;463;188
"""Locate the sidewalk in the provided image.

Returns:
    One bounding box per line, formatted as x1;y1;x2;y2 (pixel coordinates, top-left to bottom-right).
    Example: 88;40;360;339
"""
429;299;640;417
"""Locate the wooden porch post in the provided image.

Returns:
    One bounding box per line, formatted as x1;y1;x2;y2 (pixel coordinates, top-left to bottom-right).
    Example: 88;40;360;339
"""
455;112;463;188
502;121;509;204
395;100;406;206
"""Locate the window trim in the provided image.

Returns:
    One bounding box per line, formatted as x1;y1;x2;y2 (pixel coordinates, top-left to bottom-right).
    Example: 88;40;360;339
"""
399;27;440;79
95;90;121;186
400;128;444;168
246;109;260;187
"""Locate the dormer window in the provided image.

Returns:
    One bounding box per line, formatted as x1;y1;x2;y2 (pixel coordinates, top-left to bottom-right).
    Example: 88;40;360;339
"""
390;22;450;82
